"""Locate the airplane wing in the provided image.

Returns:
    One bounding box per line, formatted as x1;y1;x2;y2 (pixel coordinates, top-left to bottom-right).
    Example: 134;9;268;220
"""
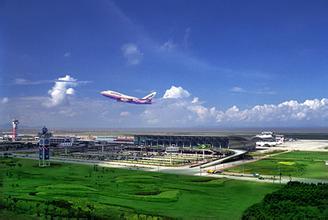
142;92;157;100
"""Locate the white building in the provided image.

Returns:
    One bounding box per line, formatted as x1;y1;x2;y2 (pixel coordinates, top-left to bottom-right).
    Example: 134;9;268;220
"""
255;131;285;147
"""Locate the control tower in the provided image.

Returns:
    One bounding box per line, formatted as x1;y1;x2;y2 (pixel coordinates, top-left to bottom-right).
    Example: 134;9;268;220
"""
12;119;19;141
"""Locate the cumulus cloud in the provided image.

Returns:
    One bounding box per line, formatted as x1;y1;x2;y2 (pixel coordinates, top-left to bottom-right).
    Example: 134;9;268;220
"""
121;43;143;65
66;88;75;95
215;98;328;124
2;84;328;128
187;105;217;121
45;75;77;107
142;97;328;126
191;97;199;104
141;85;328;127
163;86;191;99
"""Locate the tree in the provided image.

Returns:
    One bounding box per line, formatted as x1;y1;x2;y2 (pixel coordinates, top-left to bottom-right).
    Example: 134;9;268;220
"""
242;182;328;219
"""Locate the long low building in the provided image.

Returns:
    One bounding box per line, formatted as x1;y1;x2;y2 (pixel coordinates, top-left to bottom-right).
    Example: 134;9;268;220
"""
134;134;254;150
134;135;228;148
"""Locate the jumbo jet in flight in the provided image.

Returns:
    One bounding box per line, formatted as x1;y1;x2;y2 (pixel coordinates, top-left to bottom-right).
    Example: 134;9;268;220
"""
100;90;156;104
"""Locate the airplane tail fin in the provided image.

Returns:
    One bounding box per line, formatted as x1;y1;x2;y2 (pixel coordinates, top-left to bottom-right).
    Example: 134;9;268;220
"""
142;92;156;100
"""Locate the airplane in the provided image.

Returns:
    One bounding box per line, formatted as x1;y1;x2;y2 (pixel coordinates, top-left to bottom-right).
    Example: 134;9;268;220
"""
100;90;156;104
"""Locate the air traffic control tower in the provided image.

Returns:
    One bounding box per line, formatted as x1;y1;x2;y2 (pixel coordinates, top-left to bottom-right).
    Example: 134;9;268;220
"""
12;119;19;141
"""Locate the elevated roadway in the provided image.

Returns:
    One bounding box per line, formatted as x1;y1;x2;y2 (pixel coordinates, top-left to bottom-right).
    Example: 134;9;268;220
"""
200;149;246;168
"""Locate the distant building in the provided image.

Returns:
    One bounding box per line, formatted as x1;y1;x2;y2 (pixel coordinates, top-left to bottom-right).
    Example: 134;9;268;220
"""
95;136;116;142
255;131;274;139
50;136;76;146
134;134;254;150
254;131;285;147
115;136;134;142
275;135;285;144
256;140;279;147
134;134;229;148
95;136;134;144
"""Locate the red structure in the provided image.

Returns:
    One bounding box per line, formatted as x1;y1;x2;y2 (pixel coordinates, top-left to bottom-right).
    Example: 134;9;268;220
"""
12;119;19;141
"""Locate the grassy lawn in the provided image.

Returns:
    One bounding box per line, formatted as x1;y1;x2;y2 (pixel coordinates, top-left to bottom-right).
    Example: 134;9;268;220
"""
226;151;328;179
247;149;287;157
0;157;279;219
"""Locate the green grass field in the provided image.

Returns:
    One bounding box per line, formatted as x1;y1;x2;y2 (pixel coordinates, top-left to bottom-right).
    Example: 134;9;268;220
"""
226;151;328;179
247;149;287;157
0;157;279;219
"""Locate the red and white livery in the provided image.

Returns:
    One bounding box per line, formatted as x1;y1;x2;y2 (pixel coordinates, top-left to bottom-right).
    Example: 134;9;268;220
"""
100;90;156;104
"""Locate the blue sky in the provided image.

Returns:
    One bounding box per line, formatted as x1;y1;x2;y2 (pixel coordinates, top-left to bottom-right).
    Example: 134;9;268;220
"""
1;0;328;128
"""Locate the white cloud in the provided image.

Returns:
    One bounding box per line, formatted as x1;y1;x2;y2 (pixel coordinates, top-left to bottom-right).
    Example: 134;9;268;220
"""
120;111;130;117
0;96;145;128
143;86;328;127
45;75;77;107
1;97;8;104
230;86;276;95
187;105;214;121
14;77;91;86
142;110;160;124
66;88;75;95
58;75;76;82
141;100;190;125
191;97;199;104
121;43;143;65
14;78;53;85
15;78;29;85
160;40;176;51
2;84;328;128
230;86;246;93
163;86;191;99
215;98;328;124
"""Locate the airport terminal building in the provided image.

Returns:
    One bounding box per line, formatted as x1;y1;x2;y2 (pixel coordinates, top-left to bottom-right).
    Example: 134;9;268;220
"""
134;134;254;150
134;135;228;148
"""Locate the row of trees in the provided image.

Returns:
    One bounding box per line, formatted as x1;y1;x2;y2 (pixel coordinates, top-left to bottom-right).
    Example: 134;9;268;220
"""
242;181;328;219
0;196;99;219
0;196;167;219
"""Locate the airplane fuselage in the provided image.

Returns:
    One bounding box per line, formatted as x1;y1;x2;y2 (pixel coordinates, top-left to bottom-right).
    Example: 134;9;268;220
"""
100;90;154;104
